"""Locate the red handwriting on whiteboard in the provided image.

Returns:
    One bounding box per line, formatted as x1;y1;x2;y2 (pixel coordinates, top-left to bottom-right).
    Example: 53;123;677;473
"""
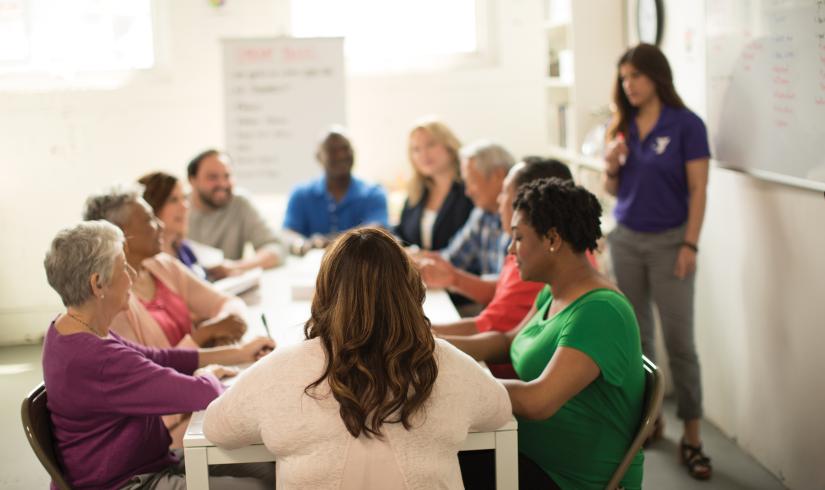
773;90;796;100
281;46;318;62
239;47;274;64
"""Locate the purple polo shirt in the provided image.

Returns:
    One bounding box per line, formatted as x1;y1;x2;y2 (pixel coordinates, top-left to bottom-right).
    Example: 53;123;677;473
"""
614;106;710;232
42;323;223;490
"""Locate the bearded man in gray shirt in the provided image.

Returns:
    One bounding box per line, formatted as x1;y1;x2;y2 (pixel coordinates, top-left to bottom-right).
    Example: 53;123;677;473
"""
187;149;284;278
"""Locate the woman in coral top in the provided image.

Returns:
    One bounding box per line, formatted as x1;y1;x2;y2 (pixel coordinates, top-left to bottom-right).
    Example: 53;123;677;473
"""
83;184;248;350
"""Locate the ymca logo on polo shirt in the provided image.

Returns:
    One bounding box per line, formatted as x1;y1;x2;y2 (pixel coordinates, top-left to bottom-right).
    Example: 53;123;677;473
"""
653;136;671;155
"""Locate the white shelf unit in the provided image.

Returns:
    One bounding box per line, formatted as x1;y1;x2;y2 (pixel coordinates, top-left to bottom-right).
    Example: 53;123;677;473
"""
542;0;625;154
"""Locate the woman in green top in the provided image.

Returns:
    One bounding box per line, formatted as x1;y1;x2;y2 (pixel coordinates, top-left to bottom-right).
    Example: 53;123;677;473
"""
447;178;645;490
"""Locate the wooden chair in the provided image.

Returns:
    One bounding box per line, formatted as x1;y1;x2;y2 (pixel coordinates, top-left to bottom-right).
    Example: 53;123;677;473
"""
606;355;665;490
21;383;72;490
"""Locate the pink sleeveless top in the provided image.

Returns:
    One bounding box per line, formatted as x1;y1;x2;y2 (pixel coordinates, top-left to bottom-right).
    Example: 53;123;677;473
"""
140;278;192;346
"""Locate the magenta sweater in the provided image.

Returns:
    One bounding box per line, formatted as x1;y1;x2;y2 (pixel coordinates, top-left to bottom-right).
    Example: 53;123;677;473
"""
42;322;223;490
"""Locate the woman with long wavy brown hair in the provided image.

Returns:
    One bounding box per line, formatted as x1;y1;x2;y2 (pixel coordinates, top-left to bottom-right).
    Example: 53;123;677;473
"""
204;227;511;489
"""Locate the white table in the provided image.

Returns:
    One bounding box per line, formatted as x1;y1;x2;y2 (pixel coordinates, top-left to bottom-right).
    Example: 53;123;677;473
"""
183;253;519;489
184;411;518;489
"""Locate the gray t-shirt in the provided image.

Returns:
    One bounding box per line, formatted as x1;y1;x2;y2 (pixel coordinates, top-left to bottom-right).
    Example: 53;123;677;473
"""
188;192;282;260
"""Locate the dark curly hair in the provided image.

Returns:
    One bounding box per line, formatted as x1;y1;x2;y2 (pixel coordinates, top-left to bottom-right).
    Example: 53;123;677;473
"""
512;178;603;253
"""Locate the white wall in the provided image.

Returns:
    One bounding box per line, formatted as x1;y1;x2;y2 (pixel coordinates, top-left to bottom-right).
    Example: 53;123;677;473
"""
0;0;545;343
660;2;825;488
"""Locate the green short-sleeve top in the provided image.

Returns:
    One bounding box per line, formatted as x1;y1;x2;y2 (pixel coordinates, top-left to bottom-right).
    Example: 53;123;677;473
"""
510;286;645;490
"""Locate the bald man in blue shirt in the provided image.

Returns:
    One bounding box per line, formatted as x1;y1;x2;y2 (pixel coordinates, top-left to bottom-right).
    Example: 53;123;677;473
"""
283;127;388;255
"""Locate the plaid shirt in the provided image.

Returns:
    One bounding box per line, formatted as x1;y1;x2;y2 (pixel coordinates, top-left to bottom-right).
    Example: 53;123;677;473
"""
441;208;508;276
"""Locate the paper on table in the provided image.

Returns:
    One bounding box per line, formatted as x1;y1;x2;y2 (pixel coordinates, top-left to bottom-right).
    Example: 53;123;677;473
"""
212;268;263;296
290;249;323;300
187;240;225;268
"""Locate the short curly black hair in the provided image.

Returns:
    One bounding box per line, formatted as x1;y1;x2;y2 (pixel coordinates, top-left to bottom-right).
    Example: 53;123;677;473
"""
512;177;603;253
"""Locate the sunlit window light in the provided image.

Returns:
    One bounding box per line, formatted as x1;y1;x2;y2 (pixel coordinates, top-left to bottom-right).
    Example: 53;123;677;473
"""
290;0;481;73
0;0;154;89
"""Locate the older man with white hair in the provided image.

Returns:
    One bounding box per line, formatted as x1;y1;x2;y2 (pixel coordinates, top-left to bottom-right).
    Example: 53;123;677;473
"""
440;140;514;277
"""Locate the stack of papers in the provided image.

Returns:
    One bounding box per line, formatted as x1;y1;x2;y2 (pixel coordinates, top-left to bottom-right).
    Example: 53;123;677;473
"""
213;268;263;296
187;240;225;269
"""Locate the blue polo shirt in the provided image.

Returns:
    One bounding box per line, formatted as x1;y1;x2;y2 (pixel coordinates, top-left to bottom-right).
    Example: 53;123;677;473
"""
614;106;710;232
283;175;389;237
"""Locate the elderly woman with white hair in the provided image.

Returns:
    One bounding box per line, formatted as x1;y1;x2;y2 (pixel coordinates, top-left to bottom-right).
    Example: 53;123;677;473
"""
42;220;275;490
82;184;262;446
82;184;248;349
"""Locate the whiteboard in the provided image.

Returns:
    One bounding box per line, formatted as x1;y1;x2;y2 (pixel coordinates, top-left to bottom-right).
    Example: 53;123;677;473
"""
706;0;825;191
222;37;345;193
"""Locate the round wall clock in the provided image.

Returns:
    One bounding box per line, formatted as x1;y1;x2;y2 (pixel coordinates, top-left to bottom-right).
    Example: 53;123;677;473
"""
637;0;664;46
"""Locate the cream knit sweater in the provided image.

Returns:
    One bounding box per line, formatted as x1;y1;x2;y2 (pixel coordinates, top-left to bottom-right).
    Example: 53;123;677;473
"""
203;338;512;489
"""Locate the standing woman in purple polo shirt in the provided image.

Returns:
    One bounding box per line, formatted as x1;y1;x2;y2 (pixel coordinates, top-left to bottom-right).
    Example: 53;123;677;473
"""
603;43;711;480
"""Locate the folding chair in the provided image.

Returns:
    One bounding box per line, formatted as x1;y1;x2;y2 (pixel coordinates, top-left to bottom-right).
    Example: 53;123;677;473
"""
605;355;665;490
21;382;72;490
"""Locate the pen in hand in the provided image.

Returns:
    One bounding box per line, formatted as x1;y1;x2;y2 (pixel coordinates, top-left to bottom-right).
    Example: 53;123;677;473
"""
260;313;273;340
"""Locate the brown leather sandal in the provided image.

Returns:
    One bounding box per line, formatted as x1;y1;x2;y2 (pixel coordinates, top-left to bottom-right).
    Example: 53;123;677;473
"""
680;439;712;480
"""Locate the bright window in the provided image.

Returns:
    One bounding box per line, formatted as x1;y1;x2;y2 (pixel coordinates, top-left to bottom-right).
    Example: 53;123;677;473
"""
290;0;488;73
0;0;153;85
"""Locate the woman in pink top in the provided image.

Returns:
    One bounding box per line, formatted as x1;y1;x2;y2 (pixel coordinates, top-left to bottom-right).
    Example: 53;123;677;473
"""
83;184;248;349
204;227;511;489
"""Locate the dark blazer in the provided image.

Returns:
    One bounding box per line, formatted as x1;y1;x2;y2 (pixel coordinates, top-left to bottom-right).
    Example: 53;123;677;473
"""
395;181;475;251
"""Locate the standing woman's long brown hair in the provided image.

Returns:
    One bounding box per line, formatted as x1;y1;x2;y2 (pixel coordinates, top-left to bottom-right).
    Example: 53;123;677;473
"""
304;227;438;438
608;43;686;139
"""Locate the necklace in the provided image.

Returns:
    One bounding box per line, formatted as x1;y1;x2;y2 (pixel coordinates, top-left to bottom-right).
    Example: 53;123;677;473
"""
67;312;100;336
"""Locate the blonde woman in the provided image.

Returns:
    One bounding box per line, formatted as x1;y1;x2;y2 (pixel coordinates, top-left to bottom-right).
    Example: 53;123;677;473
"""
204;227;510;489
395;117;474;251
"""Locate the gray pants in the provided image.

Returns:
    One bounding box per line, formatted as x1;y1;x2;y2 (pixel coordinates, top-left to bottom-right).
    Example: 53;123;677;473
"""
121;449;275;490
608;224;703;421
